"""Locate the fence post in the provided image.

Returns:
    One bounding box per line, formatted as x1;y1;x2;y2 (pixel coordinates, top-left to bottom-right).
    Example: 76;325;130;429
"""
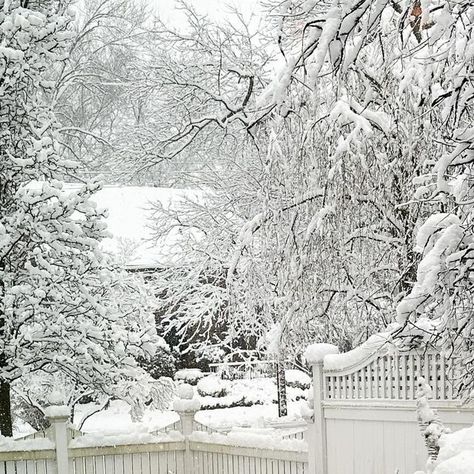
302;389;317;474
311;361;327;474
45;405;70;474
173;384;201;474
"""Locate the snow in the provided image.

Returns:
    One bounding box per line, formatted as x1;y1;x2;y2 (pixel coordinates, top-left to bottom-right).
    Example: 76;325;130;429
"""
397;218;465;323
70;430;183;448
73;400;179;435
415;425;474;474
197;375;229;397
173;398;201;413
43;405;71;418
189;429;307;452
177;383;194;400
433;451;474;474
304;343;339;364
85;400;304;435
285;370;311;389
259;323;282;356
435;425;474;468
196;403;305;431
305;206;335;239
175;368;205;385
414;214;461;253
25;183;203;267
0;436;54;452
323;329;395;371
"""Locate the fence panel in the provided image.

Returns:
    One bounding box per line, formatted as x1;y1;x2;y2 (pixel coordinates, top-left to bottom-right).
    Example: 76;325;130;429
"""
69;442;186;474
310;343;474;474
189;441;308;474
0;449;56;474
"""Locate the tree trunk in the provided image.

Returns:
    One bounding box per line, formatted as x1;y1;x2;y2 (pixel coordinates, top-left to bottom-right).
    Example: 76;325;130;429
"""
276;358;288;417
0;379;13;437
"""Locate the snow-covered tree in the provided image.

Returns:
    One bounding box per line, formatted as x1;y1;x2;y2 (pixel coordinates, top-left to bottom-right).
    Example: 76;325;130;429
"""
0;0;166;436
54;0;150;182
264;0;474;394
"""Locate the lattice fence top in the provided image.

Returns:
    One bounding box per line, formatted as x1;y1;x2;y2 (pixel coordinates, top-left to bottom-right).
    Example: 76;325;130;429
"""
324;350;459;401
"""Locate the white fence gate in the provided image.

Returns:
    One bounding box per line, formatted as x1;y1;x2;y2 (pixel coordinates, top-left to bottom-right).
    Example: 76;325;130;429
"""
307;341;474;474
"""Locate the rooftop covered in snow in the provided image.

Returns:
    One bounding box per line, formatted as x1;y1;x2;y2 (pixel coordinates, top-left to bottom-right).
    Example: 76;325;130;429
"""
89;186;202;269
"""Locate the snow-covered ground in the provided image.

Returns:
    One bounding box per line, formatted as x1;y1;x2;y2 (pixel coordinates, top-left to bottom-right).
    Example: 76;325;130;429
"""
72;399;307;435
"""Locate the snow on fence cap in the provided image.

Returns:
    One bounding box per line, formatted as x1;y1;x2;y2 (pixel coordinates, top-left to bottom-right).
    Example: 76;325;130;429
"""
304;343;339;364
177;383;194;400
173;397;201;413
173;383;201;412
44;405;71;418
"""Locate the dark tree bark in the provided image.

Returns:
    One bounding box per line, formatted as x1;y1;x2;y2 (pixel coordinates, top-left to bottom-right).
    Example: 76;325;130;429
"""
0;378;13;437
0;278;13;436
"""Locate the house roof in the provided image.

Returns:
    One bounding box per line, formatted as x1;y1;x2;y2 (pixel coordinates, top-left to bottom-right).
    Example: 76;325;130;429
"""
90;186;202;268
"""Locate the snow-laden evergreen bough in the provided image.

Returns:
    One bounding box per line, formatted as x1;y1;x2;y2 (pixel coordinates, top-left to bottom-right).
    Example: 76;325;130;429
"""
0;0;170;436
266;0;473;394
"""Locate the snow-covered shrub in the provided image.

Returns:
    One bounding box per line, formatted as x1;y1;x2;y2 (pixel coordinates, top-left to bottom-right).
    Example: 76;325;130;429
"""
416;378;450;463
195;376;308;409
200;395;255;410
174;369;205;386
415;425;474;474
138;346;177;380
197;376;229;398
285;370;311;390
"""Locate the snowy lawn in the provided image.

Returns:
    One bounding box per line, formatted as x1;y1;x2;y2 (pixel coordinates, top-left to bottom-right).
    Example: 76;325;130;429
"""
13;375;310;437
71;399;307;435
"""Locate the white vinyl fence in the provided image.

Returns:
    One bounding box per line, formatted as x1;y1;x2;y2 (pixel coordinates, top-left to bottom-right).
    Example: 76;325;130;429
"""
307;340;474;474
2;338;471;474
0;396;308;474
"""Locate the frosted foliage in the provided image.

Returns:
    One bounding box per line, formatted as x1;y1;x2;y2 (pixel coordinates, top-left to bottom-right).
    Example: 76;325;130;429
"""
262;0;474;395
259;323;282;356
0;0;164;415
196;376;229;398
